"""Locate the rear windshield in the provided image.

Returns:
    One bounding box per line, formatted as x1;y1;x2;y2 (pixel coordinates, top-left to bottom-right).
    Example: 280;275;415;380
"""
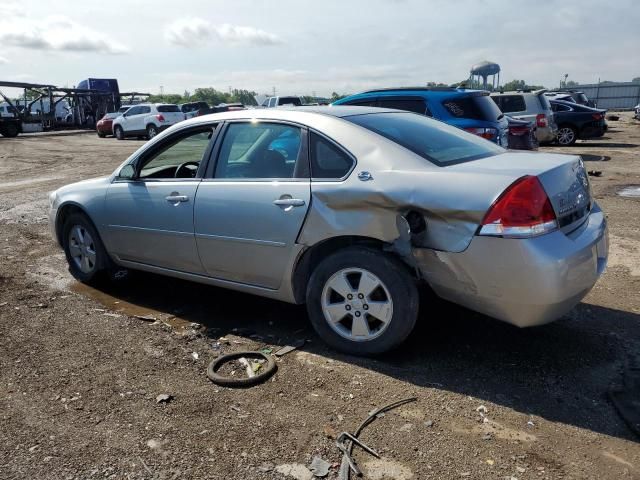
537;94;552;111
277;96;302;106
441;95;503;121
345;112;504;166
157;105;180;112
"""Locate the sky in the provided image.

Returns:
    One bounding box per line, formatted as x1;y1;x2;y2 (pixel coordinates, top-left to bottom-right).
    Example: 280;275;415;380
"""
0;0;638;98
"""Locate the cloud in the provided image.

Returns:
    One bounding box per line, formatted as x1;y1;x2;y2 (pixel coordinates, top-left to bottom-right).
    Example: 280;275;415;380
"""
0;15;129;54
0;56;8;65
165;18;282;47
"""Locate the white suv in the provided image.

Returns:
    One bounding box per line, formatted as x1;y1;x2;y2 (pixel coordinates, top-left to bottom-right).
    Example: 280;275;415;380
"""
490;90;558;144
112;104;185;140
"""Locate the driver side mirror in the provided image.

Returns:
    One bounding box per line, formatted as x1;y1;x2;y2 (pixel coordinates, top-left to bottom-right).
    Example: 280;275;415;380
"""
118;164;136;180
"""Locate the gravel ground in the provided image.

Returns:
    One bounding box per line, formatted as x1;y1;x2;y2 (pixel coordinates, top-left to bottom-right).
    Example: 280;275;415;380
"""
1;117;639;480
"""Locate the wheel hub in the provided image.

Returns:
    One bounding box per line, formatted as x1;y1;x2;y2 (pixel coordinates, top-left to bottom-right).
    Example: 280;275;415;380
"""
321;267;393;342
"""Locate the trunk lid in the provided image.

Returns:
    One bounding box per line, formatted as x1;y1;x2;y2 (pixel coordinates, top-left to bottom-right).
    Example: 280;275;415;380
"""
451;151;591;234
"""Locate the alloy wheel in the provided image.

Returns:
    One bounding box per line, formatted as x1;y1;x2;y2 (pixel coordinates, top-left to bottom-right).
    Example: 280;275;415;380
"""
68;225;97;274
557;127;575;145
321;268;393;342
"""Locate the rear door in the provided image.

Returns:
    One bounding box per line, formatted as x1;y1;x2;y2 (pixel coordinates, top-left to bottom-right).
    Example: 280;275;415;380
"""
194;120;310;289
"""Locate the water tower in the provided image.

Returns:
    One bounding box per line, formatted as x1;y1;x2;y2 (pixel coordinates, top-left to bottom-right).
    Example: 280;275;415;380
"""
469;61;501;90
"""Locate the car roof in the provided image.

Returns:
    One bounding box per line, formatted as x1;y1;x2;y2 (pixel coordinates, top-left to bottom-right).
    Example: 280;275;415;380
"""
180;105;402;126
341;87;487;99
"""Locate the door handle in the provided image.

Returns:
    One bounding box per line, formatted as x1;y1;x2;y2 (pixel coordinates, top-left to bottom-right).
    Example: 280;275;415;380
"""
166;194;189;203
273;198;305;207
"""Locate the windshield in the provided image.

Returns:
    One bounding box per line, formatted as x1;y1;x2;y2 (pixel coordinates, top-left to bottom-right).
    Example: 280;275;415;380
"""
345;112;504;166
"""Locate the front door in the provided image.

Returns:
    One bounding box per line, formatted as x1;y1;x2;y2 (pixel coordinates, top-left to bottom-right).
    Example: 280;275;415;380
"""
104;126;216;273
194;121;310;289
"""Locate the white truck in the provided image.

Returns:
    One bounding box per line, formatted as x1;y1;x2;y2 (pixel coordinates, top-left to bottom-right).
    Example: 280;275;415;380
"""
260;96;304;108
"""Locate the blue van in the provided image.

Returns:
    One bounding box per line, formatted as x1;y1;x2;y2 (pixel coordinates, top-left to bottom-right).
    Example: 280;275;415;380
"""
333;87;508;146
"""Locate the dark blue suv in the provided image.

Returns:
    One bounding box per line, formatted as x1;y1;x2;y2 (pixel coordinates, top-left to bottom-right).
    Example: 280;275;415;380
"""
333;87;508;146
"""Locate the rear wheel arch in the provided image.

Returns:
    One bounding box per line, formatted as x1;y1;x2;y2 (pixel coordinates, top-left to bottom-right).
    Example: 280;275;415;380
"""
291;235;420;304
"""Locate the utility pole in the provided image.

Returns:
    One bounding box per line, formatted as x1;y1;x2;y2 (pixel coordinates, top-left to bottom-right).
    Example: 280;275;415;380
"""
160;85;164;99
272;86;276;97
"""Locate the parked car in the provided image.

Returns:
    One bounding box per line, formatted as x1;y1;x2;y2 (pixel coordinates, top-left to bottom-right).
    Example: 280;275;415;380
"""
506;116;538;150
490;90;557;144
549;100;607;145
549;90;595;107
48;106;608;355
0;102;18;118
0;116;21;137
333;87;509;146
111;104;185;140
634;104;640;120
180;101;210;119
96;112;122;138
197;103;245;116
261;96;304;108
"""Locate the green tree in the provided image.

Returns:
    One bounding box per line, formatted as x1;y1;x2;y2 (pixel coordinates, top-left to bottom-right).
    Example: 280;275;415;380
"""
330;91;347;101
501;79;545;91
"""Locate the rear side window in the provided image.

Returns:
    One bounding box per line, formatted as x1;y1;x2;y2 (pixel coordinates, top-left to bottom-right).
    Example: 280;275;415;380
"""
442;95;502;120
278;96;302;106
345;112;504;166
494;95;526;113
268;98;276;107
310;132;354;179
343;99;378;107
158;105;180;112
378;98;428;115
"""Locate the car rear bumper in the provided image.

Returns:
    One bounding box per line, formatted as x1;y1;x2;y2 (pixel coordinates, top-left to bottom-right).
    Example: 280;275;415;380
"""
412;203;608;327
536;125;557;143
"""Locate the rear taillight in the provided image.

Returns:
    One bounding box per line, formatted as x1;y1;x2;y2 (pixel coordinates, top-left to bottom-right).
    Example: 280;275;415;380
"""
592;113;603;120
464;127;497;140
509;126;529;136
156;114;165;122
479;176;557;238
536;114;547;128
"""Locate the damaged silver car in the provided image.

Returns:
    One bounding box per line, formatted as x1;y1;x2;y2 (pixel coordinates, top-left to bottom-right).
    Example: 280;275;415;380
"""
49;107;609;355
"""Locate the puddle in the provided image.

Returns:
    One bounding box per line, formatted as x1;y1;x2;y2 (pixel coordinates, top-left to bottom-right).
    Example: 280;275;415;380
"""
71;282;197;332
617;186;640;198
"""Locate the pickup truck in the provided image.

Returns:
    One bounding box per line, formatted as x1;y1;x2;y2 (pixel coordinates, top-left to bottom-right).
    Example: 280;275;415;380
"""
260;96;304;108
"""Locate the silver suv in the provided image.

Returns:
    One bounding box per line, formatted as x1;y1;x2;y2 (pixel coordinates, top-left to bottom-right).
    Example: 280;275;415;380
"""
490;90;557;144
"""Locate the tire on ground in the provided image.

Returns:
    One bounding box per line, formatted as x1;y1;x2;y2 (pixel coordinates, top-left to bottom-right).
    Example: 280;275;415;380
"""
62;213;109;284
306;246;419;356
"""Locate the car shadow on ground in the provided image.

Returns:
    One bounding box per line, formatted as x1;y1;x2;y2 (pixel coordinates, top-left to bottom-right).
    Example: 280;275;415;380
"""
80;270;640;443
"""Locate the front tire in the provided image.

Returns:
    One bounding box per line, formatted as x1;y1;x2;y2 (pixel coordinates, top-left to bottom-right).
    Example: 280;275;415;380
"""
97;131;106;138
62;213;108;284
306;247;419;356
1;122;20;138
557;125;577;145
114;125;124;140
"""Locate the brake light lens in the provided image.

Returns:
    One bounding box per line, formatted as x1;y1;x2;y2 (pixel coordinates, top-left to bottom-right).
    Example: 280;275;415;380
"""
464;127;497;140
536;114;547;128
592;113;603;120
156;114;165;122
479;176;557;238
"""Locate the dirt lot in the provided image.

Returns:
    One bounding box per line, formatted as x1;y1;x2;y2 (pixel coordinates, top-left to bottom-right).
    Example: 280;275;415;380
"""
1;117;639;480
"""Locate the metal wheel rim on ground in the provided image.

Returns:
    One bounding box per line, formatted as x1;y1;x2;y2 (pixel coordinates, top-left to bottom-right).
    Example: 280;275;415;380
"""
68;226;97;273
321;267;393;342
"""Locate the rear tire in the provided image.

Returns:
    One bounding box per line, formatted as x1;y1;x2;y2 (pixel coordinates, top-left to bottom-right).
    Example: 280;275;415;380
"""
146;124;158;139
306;247;419;356
62;213;109;284
557;125;577;145
114;125;124;140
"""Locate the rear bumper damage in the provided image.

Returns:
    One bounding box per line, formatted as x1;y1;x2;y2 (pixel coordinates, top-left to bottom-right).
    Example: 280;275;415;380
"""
412;203;608;327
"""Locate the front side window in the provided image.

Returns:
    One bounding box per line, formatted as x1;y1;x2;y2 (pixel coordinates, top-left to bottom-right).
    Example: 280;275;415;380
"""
310;132;354;179
126;106;141;116
343;99;378;107
138;128;215;179
345;112;504;166
214;122;303;179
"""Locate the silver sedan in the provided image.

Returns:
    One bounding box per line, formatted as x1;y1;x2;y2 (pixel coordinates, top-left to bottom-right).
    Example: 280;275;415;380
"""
48;107;609;355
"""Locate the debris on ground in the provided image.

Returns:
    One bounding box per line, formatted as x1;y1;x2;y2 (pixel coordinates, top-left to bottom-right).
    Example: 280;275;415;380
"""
274;339;306;357
588;170;603;177
607;114;620;121
337;397;417;479
155;394;173;404
134;314;157;322
191;352;199;361
207;351;277;387
275;463;314;480
309;456;331;478
424;420;434;427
